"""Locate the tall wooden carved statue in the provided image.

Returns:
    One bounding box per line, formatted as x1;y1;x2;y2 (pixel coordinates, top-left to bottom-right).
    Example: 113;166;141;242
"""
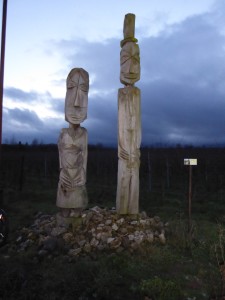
116;14;141;215
56;68;89;218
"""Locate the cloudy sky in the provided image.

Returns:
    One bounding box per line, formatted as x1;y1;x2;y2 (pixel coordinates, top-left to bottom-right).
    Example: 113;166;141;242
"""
2;0;225;146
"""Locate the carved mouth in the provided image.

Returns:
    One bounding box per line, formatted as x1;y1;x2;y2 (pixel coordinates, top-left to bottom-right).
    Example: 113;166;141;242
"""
122;73;139;79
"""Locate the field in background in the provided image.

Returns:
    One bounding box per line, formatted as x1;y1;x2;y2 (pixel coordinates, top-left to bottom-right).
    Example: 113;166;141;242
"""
1;144;225;299
1;144;225;218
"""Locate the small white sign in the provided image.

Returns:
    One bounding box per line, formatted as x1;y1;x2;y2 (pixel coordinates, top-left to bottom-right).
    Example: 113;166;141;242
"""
184;158;197;166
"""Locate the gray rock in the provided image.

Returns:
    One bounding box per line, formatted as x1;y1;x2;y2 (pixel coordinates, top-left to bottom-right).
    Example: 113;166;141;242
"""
12;207;167;257
130;220;138;225
68;248;82;256
140;211;147;219
51;227;67;237
38;249;48;257
90;237;99;247
62;232;74;243
135;235;144;244
140;219;147;226
146;233;154;243
83;243;91;253
109;238;121;249
116;218;125;225
128;234;134;241
105;219;112;225
159;233;166;244
107;237;115;244
78;240;86;247
16;236;23;243
112;223;119;231
120;227;128;235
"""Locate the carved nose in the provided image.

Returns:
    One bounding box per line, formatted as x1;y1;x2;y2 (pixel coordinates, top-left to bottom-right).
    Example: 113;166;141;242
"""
129;58;136;74
74;92;82;107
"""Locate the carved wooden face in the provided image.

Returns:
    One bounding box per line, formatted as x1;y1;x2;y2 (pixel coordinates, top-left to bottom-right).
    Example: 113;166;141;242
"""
65;68;89;124
120;42;140;86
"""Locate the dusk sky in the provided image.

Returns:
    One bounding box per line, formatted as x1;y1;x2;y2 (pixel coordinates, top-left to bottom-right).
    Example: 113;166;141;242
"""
2;0;225;146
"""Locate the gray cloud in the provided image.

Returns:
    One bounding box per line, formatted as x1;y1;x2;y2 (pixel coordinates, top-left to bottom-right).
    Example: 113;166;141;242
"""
138;9;225;145
85;93;117;145
141;13;225;88
50;98;65;114
54;38;120;92
141;80;225;145
2;107;65;144
4;107;44;129
3;107;43;143
4;87;40;103
4;86;65;116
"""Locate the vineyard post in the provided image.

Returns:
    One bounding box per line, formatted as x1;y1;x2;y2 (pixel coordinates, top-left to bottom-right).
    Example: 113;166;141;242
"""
184;158;197;235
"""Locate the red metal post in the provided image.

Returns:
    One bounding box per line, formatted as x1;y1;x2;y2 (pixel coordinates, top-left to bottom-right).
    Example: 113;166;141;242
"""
0;0;8;149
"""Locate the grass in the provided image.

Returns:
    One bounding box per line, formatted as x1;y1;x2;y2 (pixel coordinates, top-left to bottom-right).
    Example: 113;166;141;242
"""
1;186;223;299
0;234;221;299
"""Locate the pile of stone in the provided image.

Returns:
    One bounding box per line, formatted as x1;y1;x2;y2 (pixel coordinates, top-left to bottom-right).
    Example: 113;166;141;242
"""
7;207;168;259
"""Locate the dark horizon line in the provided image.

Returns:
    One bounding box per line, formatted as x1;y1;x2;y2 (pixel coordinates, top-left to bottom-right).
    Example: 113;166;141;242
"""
2;141;225;149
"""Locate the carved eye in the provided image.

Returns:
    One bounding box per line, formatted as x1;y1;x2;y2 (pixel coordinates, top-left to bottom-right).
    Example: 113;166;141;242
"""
121;53;131;65
67;80;79;89
132;57;140;66
79;84;88;92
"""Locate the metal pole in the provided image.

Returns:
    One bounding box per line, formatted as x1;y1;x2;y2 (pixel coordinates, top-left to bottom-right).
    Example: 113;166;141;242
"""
0;0;7;206
188;164;192;233
0;0;8;148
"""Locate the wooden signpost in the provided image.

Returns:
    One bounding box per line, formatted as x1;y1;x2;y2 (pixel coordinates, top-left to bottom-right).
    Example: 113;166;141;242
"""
184;158;197;234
